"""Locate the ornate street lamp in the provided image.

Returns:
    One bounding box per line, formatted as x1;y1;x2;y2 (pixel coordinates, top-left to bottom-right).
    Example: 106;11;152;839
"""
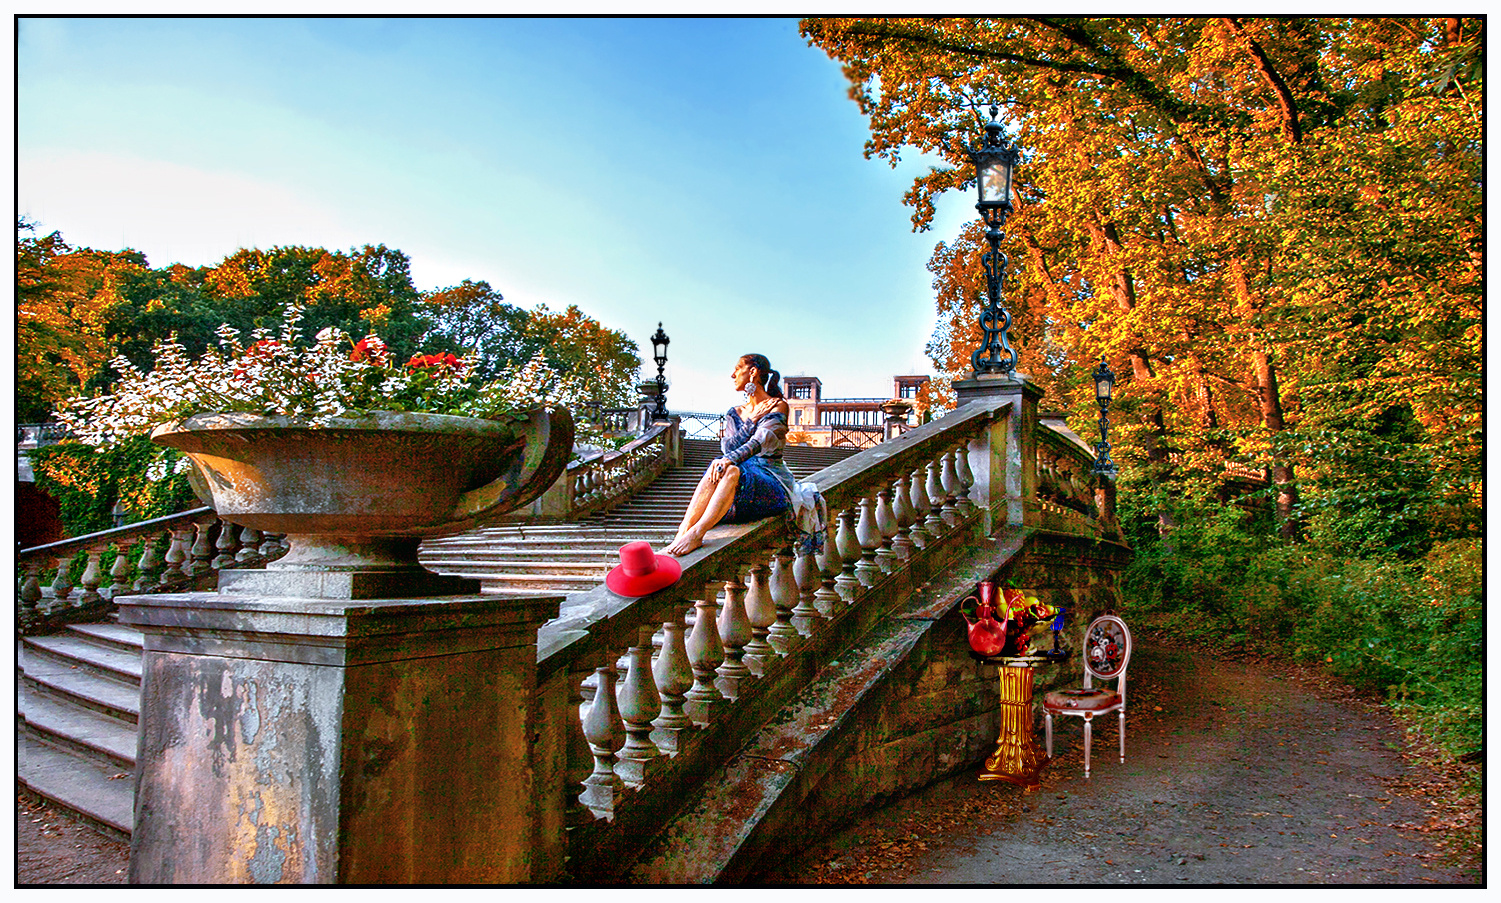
1091;357;1117;478
965;104;1023;376
649;323;670;421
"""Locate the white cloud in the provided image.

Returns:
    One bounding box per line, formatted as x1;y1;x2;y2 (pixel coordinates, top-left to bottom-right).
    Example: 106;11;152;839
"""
18;149;362;268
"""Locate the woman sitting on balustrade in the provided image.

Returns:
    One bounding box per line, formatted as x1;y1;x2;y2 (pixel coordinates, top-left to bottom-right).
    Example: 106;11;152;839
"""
664;353;795;556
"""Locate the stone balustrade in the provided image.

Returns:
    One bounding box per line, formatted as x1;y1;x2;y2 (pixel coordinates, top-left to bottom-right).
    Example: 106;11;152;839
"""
525;419;680;521
16;507;287;634
533;396;1023;875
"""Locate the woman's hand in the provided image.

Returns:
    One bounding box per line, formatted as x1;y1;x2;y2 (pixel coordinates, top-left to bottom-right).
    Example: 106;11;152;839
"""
745;397;783;421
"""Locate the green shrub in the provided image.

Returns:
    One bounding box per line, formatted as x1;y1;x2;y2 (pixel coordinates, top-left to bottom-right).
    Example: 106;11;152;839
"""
29;436;197;537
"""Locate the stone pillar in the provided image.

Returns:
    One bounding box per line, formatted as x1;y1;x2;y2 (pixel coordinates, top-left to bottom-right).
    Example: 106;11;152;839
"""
117;589;561;884
953;372;1044;531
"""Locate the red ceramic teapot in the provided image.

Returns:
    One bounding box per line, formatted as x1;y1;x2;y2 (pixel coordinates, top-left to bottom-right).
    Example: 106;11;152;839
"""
961;581;1008;657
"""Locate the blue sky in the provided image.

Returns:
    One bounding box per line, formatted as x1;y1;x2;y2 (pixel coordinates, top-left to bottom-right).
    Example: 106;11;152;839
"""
17;16;977;413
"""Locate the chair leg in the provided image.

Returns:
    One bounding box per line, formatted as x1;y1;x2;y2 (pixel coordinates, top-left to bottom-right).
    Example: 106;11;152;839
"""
1044;712;1053;758
1082;715;1093;779
1119;709;1126;764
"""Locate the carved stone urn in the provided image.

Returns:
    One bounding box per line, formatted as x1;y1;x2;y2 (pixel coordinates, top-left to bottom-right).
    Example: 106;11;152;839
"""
151;408;574;598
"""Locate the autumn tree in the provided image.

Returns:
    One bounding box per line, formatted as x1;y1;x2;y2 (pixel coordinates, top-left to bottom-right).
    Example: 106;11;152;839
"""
802;16;1482;541
17;218;148;421
417;279;530;379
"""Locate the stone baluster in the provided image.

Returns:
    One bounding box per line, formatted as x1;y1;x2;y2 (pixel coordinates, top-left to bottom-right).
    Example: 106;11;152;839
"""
19;562;44;626
108;544;133;599
213;521;240;571
908;467;933;549
874;486;899;573
77;548;104;606
260;532;288;561
791;544;823;634
714;578;753;700
51;558;74;609
834;509;861;603
134;534;164;592
954;440;977;515
813;519;844;617
565;663;598;826
876;486;894;570
235;526;264;565
188;521;216;578
580;656;625;817
161;526;193;587
686;589;729;717
651;607;695;754
742;564;777;675
940;449;963;528
891;475;918;559
767;548;802;653
925;458;950;538
853;496;883;588
615;626;664;784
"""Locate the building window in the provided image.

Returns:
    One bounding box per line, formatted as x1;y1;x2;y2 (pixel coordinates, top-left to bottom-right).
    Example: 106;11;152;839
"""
793;409;802;425
900;384;918;399
790;384;812;400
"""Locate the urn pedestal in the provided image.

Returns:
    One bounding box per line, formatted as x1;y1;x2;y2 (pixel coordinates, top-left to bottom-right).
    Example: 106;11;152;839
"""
124;408;575;883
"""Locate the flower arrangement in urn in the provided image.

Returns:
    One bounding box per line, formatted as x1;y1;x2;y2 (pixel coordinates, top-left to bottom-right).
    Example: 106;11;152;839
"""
57;300;573;450
56;301;577;599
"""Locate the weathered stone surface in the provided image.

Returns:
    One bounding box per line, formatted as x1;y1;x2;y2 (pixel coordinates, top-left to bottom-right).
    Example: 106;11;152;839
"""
119;591;561;884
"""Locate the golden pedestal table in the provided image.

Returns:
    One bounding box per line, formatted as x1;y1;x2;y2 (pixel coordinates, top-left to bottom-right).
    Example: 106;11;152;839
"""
977;652;1067;789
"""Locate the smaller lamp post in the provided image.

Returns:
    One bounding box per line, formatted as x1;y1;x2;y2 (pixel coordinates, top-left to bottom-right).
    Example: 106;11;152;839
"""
650;323;670;421
1091;358;1117;478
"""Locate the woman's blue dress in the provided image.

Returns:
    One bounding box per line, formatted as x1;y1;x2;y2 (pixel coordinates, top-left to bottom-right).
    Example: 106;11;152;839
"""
721;405;795;524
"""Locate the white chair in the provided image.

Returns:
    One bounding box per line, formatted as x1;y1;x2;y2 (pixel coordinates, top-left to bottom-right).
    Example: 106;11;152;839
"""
1043;614;1132;778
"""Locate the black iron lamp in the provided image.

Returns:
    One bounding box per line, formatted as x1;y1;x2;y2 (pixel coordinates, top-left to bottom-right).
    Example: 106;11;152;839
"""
1091;357;1117;478
965;104;1023;376
649;322;670;421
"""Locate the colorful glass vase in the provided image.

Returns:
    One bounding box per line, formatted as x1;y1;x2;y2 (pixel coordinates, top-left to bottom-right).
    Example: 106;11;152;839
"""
962;581;1008;657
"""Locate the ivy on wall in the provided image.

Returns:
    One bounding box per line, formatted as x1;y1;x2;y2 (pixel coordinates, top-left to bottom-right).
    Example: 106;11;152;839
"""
29;436;197;537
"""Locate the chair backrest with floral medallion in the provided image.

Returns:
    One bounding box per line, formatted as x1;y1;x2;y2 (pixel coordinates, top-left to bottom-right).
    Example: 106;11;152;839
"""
1082;615;1132;689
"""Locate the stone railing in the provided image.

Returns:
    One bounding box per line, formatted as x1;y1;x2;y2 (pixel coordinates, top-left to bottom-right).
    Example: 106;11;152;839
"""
16;508;287;634
533;396;1014;877
519;419;680;521
1036;418;1099;528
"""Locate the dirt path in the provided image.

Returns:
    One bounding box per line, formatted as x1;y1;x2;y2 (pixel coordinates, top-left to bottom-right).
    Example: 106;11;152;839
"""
15;638;1479;886
762;638;1480;885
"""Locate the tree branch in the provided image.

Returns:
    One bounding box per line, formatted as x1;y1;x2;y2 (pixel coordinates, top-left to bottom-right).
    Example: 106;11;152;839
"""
1221;17;1302;144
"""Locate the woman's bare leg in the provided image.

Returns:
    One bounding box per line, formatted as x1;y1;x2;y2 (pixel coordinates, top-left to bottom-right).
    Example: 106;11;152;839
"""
666;466;739;556
675;467;722;536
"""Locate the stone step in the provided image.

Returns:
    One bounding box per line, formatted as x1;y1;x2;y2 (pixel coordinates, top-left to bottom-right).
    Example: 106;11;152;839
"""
18;734;134;841
419;558;613;578
20;648;140;725
19;686;139;771
66;622;146;655
23;633;143;687
475;574;610;593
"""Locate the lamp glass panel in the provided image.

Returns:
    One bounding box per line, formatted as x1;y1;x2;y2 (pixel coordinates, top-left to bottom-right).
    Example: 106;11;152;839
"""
980;160;1012;204
1096;378;1112;401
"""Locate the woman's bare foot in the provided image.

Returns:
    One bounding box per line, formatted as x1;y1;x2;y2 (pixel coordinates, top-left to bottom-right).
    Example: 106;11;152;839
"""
664;529;705;556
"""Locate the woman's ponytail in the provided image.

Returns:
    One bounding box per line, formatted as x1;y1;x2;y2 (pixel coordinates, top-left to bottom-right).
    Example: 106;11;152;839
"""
766;368;784;399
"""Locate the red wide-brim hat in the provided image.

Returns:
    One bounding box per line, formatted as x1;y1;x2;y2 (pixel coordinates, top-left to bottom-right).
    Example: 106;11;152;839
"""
605;540;682;597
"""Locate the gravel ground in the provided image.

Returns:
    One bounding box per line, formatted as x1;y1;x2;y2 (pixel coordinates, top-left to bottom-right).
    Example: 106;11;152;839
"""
759;638;1481;885
14;637;1480;886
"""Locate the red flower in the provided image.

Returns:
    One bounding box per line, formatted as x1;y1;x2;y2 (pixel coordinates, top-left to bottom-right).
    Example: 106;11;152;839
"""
348;334;387;361
406;352;462;371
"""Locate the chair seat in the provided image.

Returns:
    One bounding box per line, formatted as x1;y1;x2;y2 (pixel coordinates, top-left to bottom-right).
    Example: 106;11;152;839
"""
1043;687;1122;713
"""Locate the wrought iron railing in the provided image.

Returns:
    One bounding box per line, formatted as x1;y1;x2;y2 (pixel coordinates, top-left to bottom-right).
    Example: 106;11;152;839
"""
677;411;726;441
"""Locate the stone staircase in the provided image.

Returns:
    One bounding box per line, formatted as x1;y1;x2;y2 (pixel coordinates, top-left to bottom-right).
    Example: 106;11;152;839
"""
418;438;858;596
16;437;859;840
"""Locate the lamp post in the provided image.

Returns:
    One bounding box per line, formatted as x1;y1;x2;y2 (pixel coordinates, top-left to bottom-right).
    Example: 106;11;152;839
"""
1091;358;1117;478
965;104;1023;376
649;323;670;421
